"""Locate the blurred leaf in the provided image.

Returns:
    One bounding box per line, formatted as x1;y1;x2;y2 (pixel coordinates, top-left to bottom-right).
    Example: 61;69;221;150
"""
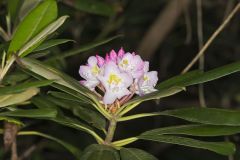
18;16;68;57
20;57;97;102
68;0;115;17
31;97;104;143
45;96;106;131
157;70;202;90
0;88;39;107
0;116;23;126
31;95;58;109
52;114;104;143
7;0;22;21
125;87;184;106
0;80;53;96
141;124;240;137
138;135;235;156
33;39;73;52
18;0;41;20
8;0;57;54
160;108;240;126
18;131;81;159
120;148;157;160
120;107;240;124
51;84;92;103
48;91;87;104
47;35;122;62
157;61;240;89
80;144;120;160
0;108;57;118
2;71;29;85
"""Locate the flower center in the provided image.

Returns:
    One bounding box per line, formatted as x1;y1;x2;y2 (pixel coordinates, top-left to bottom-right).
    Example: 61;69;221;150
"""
91;65;100;75
107;74;121;85
143;75;149;81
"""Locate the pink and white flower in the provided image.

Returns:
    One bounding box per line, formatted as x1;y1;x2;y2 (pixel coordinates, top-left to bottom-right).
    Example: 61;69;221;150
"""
79;56;102;90
118;52;144;79
136;61;158;95
136;71;158;96
79;48;159;106
98;61;133;104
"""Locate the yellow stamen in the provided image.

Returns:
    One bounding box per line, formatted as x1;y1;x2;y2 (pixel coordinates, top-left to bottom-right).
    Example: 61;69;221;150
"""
123;59;128;65
91;65;100;75
108;74;121;85
143;75;149;81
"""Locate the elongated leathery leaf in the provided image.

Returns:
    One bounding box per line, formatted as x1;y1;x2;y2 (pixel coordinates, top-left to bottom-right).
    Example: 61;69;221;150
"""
33;39;73;52
0;80;53;96
80;144;120;160
139;135;235;156
8;0;57;54
0;108;57;118
0;88;39;107
141;124;240;137
119;107;240;125
120;148;157;160
157;61;240;90
47;35;122;62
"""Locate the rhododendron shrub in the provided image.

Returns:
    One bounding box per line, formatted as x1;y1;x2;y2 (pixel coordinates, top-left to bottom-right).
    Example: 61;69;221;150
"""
1;0;240;159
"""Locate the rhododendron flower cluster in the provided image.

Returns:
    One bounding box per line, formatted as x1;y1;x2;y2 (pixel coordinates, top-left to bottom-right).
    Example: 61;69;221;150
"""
79;48;158;108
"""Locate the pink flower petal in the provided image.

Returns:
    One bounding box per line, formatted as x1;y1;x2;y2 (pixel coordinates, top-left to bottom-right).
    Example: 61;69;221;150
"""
118;47;125;58
87;56;97;66
96;55;105;67
110;50;117;61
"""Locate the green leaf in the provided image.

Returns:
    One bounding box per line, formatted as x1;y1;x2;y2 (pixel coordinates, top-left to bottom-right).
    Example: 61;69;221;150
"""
120;148;157;160
0;116;23;126
0;108;57;118
33;39;73;52
141;124;240;137
125;87;184;106
119;87;184;116
44;96;106;131
157;70;202;90
2;71;29;85
80;144;120;160
47;35;122;62
31;98;104;143
18;131;81;159
20;58;111;119
70;0;115;17
31;95;58;109
48;91;87;104
8;0;57;54
0;80;53;96
139;135;235;156
18;16;68;57
161;108;240;126
51;84;92;104
20;57;97;102
0;88;39;107
119;107;240;125
52;114;104;143
157;61;240;89
18;0;41;20
7;0;22;21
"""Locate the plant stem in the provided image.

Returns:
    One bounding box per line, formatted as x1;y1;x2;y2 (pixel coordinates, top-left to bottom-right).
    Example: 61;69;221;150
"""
196;0;207;108
181;2;240;74
3;122;19;160
105;117;117;144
